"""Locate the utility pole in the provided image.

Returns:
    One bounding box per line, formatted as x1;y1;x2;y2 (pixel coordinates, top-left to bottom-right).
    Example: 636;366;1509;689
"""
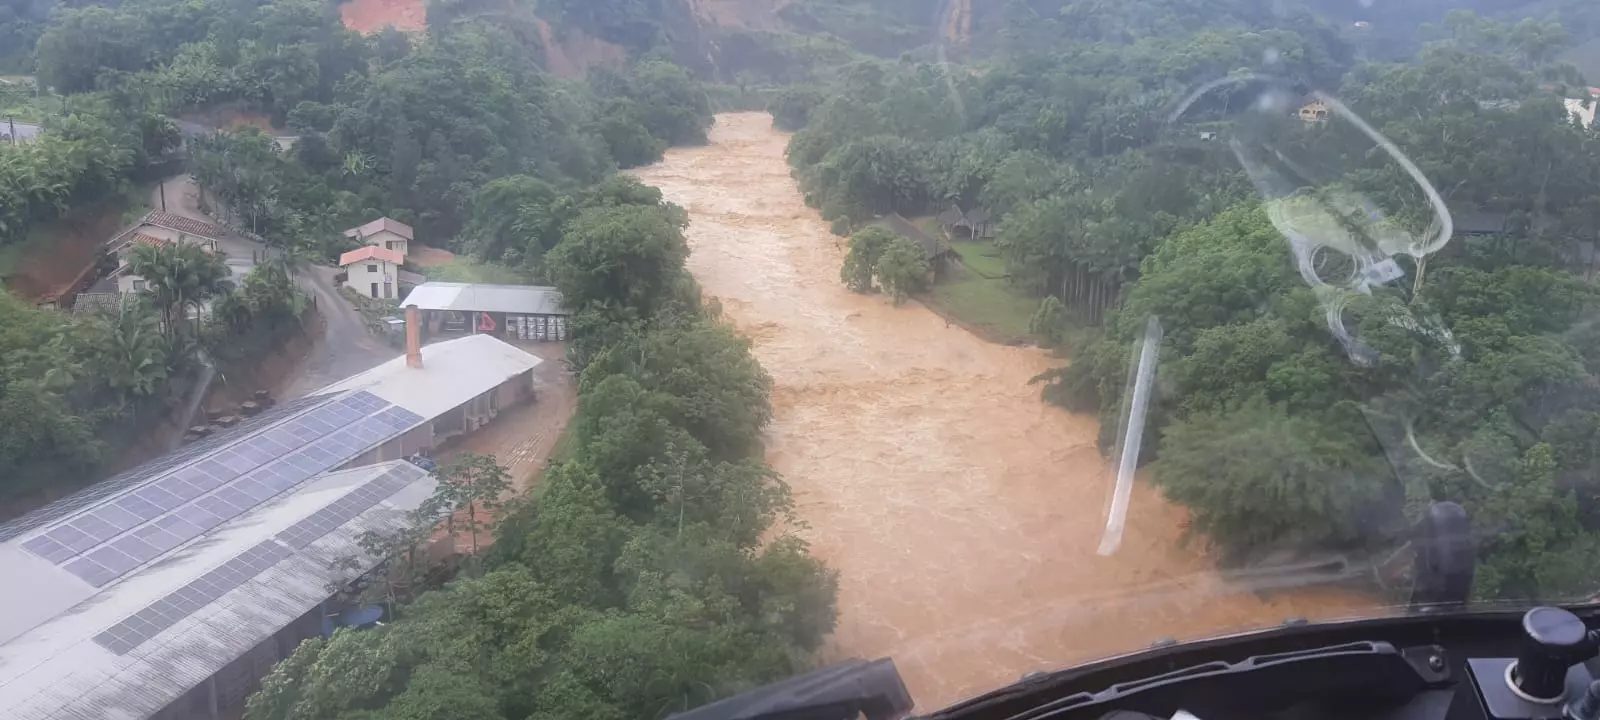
6;115;14;146
159;181;167;211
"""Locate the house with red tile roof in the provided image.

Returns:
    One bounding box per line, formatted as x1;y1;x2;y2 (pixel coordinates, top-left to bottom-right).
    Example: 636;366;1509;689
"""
73;214;230;313
339;246;405;300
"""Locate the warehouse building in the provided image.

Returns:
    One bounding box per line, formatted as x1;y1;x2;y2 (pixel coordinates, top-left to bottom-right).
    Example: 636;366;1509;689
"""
398;282;570;342
0;324;542;720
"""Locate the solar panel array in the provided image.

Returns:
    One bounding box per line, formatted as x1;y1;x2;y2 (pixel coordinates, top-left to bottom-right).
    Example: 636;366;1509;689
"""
0;394;328;543
92;541;294;655
277;463;425;549
19;391;424;587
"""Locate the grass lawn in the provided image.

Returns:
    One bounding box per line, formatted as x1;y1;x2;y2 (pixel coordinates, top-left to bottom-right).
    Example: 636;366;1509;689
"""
423;257;534;284
927;241;1040;345
928;273;1039;344
951;239;1007;278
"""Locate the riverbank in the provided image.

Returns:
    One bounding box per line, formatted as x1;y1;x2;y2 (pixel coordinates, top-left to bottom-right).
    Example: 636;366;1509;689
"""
634;112;1384;711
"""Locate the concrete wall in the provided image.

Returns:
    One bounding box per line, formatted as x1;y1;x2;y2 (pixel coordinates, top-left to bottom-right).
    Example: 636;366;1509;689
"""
497;370;535;406
345;259;400;299
116;271;147;294
338;370;533;470
341;423;435;471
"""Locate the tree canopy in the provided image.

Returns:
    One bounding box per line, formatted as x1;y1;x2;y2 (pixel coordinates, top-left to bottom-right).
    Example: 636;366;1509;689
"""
247;150;832;720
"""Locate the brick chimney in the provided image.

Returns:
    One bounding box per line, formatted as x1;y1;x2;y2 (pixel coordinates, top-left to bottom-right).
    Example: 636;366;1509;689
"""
405;304;422;369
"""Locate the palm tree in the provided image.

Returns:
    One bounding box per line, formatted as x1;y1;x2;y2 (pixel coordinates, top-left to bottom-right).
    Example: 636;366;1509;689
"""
82;302;171;406
126;242;234;336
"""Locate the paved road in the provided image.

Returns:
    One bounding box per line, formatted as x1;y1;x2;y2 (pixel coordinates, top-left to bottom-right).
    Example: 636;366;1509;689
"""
151;175;392;397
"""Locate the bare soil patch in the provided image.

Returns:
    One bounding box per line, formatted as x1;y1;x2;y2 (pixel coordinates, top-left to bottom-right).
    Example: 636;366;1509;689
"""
339;0;426;33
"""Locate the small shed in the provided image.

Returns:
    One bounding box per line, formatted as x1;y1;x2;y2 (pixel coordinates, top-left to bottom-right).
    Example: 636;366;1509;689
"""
1453;210;1509;237
936;206;996;240
398;282;570;342
936;207;966;233
964;208;994;239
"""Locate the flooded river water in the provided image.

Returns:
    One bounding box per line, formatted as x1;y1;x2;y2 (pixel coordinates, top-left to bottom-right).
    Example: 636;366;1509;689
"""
632;113;1384;711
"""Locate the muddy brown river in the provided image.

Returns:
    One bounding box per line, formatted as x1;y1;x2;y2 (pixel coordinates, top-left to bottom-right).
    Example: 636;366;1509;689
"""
632;113;1385;711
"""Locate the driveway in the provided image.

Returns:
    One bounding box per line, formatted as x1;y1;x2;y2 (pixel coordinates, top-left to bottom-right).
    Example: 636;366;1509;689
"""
152;174;393;397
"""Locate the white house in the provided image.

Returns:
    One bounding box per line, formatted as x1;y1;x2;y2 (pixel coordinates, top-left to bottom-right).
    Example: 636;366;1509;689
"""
344;217;413;258
340;246;404;300
73;212;229;313
1566;90;1598;129
122;210;224;252
111;212;226;291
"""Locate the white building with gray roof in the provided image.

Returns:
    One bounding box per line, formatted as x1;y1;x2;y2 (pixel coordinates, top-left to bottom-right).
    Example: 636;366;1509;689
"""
0;329;543;719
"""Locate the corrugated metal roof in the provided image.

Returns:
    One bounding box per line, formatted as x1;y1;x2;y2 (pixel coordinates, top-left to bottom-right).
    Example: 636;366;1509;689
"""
308;334;543;418
0;461;437;720
397;282;567;316
875;213;946;262
0;335;545;719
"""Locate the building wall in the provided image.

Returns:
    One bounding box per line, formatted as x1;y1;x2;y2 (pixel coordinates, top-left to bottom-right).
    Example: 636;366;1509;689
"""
116;271;148;294
345;259;400;299
141;224;219;251
338;372;533;470
341;423;435;471
497;370;535;406
361;230;409;257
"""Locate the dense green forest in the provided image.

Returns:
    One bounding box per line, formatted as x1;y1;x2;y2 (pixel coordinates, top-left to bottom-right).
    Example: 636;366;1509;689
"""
0;0;712;504
6;0;836;716
784;1;1600;602
9;0;1600;715
247;177;836;719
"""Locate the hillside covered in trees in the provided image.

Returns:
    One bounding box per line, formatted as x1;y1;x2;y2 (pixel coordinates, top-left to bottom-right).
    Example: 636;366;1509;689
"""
10;0;1600;715
782;0;1600;604
4;0;837;716
0;0;715;499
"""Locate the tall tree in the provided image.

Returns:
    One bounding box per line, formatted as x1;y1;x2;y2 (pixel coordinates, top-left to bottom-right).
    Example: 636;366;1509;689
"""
126;242;234;336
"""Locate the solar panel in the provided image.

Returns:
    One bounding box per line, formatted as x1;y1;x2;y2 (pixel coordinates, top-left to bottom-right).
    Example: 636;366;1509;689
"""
20;392;426;587
92;541;295;655
64;557;117;587
276;465;426;549
0;393;328;542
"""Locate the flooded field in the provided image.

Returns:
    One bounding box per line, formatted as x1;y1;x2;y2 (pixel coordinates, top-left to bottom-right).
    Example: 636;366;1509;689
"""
632;112;1383;711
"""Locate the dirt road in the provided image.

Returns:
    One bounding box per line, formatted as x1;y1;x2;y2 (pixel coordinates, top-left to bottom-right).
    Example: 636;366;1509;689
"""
438;342;577;488
632;113;1384;711
152;174;390;397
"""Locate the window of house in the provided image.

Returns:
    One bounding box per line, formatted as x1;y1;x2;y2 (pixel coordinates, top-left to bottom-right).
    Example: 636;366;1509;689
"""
385;241;395;250
132;279;146;292
367;264;378;273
